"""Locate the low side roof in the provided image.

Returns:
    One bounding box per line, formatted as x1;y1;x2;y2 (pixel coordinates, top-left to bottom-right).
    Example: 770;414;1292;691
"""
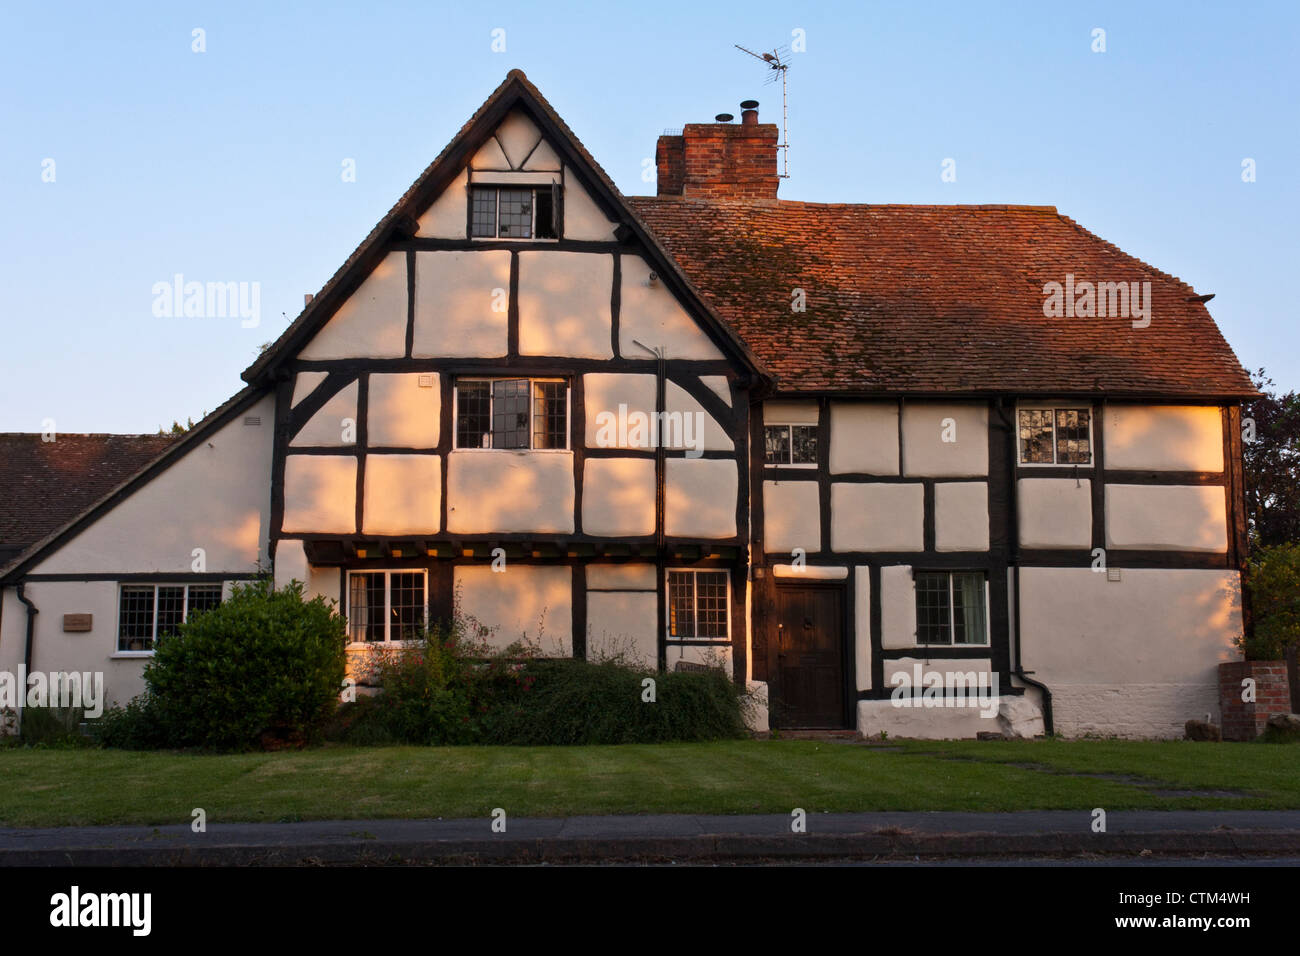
629;197;1256;399
0;433;176;564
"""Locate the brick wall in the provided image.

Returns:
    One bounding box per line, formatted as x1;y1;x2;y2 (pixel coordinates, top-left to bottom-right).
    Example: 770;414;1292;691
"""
1219;661;1292;740
656;122;779;199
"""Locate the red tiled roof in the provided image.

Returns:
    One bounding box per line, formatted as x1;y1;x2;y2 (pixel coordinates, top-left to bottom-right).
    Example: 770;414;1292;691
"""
627;197;1256;397
0;433;176;560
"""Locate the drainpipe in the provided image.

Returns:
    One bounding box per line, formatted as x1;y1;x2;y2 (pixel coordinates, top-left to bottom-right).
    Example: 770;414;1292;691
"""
16;580;38;674
994;400;1054;736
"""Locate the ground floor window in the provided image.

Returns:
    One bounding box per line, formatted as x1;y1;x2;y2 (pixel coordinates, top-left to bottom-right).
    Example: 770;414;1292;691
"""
914;571;988;646
117;583;223;652
667;569;730;640
347;570;427;643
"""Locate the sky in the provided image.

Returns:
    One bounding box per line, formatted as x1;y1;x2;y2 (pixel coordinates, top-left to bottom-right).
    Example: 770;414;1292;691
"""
1;0;1296;432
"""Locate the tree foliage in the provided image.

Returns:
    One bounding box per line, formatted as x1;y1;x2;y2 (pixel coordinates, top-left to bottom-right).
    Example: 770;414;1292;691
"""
1243;369;1300;548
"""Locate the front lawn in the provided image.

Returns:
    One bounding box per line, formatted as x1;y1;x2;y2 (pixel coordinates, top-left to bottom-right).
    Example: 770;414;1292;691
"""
0;738;1295;828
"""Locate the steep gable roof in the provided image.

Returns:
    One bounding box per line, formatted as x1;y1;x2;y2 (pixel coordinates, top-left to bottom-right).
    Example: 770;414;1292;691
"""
243;70;768;387
629;197;1256;399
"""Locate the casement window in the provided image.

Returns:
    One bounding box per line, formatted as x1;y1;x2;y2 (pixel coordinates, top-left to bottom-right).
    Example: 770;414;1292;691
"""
470;185;559;239
347;570;427;643
914;571;988;646
454;377;569;450
1018;406;1092;465
117;583;223;653
764;424;818;466
667;569;730;640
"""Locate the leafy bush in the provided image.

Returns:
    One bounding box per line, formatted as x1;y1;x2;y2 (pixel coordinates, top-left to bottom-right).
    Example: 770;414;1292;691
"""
16;706;92;748
485;658;748;745
124;578;347;750
1243;543;1300;660
329;617;750;746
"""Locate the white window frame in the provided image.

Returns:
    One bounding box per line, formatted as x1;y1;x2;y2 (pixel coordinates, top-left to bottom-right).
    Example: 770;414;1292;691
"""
913;570;991;648
763;422;819;468
114;582;225;656
468;184;560;242
451;376;571;451
1016;403;1095;467
345;569;429;647
665;568;732;642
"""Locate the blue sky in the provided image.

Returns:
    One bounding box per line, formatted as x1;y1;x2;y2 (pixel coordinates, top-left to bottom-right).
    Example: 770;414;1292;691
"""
1;1;1295;431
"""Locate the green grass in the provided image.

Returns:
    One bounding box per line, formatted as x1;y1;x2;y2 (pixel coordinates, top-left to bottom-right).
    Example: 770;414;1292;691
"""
0;739;1297;828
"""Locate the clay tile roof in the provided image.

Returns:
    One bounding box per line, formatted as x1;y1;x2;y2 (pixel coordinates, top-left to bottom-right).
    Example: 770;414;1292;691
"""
0;433;176;562
627;197;1256;398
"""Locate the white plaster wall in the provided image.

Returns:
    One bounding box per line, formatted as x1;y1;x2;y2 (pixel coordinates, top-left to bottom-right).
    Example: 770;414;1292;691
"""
901;403;988;477
446;451;575;534
582;458;656;537
935;481;989;552
281;454;357;534
665;381;733;451
857;698;1035;740
494;110;543;168
664;458;737;538
300;252;408;360
762;480;820;556
363;455;442;535
416;168;469;239
470;137;510;170
412;250;511;358
455;564;572;656
667;644;733;672
830;402;900;475
855;567;871;691
830;483;924;552
1105;405;1224;472
1105;485;1227;552
763;401;818;425
772;565;847;579
619;256;724;360
33;394;276;574
588;591;657;667
587;563;656;590
368;373;441;448
562;166;617;241
700;375;732;406
274;538;309;589
1019;567;1242;738
306;563;340;607
290;380;357;447
879;565;916;649
291;371;328;408
523;139;562;171
0;581;149;710
1017;478;1092;550
517;251;613;358
585;373;657;448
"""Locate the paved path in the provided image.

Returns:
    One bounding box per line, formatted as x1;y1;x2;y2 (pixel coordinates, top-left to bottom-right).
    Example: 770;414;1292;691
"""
4;810;1299;865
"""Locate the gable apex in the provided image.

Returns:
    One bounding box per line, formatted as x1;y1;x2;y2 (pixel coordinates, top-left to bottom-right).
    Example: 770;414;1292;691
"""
243;70;768;387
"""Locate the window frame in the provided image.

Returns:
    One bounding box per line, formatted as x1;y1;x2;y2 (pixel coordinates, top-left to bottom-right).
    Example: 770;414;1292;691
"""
912;569;991;648
1016;403;1094;467
452;376;572;451
115;582;225;655
763;422;819;468
345;569;429;646
665;568;732;642
469;184;560;241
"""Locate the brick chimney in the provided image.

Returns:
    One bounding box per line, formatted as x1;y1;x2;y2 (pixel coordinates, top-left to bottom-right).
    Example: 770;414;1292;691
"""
655;104;779;199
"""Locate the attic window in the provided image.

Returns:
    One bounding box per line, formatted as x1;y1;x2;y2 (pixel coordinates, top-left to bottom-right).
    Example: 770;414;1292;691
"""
470;185;558;239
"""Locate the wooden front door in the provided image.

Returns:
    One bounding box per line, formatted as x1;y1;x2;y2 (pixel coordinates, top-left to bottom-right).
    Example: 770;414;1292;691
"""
772;583;846;729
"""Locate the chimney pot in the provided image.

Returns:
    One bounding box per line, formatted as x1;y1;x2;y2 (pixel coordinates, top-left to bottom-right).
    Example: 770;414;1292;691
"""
741;108;758;126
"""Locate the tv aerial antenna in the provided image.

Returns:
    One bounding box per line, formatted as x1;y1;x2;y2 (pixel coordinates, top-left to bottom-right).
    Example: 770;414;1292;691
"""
735;43;791;178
